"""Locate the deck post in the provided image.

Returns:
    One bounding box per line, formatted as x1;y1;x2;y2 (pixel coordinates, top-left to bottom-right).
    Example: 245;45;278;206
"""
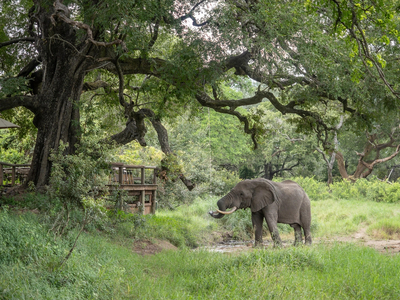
153;169;157;184
151;190;157;214
151;168;157;214
140;167;145;184
118;166;123;184
11;165;16;185
140;167;145;214
141;190;145;214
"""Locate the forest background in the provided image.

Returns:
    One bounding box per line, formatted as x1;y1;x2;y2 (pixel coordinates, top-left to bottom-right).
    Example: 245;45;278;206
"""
3;0;400;298
2;0;400;200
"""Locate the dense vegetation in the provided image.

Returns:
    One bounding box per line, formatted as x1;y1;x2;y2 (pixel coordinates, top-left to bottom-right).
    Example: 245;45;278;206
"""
2;0;400;298
2;178;400;299
2;0;400;189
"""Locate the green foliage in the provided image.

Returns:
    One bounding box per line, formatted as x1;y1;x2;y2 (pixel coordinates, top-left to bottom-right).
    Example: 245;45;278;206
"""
0;109;37;164
112;142;164;166
330;178;400;203
285;176;400;204
287;176;331;201
48;140;111;206
0;77;30;97
209;168;239;196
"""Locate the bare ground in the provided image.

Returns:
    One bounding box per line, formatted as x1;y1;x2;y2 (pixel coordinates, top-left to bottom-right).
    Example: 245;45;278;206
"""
133;239;178;255
325;227;400;254
132;228;400;255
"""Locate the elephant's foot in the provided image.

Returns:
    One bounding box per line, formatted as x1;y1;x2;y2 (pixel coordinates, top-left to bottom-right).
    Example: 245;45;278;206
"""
271;232;282;248
293;234;304;246
253;239;264;248
293;240;303;247
291;224;303;246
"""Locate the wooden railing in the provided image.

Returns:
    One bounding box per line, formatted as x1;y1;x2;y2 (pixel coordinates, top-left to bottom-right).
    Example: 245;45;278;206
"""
107;163;158;214
108;162;157;185
0;161;31;187
0;161;158;215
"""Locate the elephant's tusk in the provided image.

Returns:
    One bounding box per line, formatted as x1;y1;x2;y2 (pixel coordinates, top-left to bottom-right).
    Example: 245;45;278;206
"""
216;206;237;215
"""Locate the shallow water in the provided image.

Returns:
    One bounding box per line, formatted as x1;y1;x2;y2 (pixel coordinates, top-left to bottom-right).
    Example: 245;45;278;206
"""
201;240;275;253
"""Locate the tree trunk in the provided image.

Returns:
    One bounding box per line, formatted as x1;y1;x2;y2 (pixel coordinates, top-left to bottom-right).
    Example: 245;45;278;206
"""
22;2;93;189
263;162;274;180
26;42;88;188
334;151;350;180
28;70;85;188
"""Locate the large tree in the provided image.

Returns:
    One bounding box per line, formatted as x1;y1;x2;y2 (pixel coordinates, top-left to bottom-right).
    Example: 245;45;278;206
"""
1;0;400;191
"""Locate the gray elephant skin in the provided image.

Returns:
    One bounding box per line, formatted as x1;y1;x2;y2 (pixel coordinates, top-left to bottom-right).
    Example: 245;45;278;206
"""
209;178;312;247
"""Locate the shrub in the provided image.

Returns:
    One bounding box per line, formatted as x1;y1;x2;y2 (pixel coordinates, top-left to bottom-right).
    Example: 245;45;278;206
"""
329;177;400;203
277;176;331;201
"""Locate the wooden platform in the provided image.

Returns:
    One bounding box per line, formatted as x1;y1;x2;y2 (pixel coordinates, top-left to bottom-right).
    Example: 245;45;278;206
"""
107;163;158;214
0;161;31;187
0;161;158;215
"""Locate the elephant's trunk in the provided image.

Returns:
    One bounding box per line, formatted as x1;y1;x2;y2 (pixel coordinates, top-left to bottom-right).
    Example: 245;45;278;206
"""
209;192;237;218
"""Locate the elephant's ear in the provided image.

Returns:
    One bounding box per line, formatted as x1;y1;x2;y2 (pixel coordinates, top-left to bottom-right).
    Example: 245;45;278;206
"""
251;182;274;212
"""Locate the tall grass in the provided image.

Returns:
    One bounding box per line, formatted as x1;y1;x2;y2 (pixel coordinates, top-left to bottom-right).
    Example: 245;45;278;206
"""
2;177;400;299
2;228;400;299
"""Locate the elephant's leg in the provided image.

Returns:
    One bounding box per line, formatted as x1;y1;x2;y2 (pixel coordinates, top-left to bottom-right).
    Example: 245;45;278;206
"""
263;211;282;247
252;211;264;247
303;227;312;245
290;224;303;246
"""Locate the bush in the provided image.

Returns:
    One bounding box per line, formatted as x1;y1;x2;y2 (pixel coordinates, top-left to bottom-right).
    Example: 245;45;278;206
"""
330;177;400;203
280;176;400;204
48;140;110;207
286;176;331;201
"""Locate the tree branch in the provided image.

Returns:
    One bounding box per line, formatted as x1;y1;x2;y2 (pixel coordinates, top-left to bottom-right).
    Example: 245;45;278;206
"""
0;96;38;113
51;0;126;50
0;37;35;49
17;57;42;77
179;0;210;27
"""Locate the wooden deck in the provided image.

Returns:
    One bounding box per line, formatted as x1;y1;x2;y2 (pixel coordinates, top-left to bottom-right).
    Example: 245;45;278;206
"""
107;163;158;214
0;161;158;215
0;161;31;187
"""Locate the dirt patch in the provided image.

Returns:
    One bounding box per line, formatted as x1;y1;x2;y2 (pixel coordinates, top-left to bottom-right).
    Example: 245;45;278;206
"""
204;227;400;254
133;239;178;256
329;227;400;254
132;228;400;255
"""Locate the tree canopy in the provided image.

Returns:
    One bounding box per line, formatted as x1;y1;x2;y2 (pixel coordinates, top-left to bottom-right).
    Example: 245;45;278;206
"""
1;0;400;191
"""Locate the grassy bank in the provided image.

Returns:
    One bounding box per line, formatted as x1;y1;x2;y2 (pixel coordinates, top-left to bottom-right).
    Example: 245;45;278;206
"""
2;221;400;299
2;177;400;299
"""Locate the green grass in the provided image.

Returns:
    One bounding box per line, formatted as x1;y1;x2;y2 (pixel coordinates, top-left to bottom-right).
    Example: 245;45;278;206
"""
368;218;400;239
311;199;400;239
2;232;400;299
3;177;400;299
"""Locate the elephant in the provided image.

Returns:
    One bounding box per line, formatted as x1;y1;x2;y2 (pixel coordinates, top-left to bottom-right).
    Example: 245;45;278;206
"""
209;178;312;247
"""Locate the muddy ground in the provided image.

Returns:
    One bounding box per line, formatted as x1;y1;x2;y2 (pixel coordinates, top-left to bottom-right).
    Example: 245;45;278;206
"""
132;228;400;255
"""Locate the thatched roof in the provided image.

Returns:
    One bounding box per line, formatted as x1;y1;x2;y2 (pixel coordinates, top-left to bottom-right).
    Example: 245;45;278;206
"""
0;118;19;129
